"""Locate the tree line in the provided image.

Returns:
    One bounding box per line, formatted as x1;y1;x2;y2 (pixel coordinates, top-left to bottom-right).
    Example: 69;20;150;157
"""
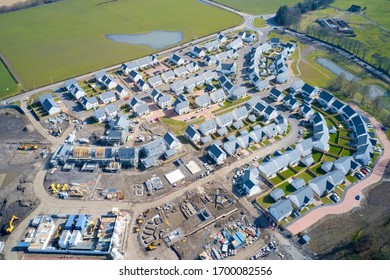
329;73;390;127
274;0;334;26
0;0;60;14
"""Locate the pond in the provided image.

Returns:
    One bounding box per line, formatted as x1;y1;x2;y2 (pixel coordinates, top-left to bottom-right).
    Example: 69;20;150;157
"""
106;31;183;50
316;58;358;81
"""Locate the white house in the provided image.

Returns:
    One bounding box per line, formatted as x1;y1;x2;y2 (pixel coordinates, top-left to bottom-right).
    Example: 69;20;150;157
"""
136;79;150;92
169;53;185;66
99;91;116;104
190;45;205;58
93;108;107;123
208;144;227;165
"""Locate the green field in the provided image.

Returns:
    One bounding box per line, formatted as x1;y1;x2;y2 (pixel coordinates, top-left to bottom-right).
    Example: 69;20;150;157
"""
333;0;390;30
160;117;188;136
0;59;21;99
213;0;299;14
253;17;267;28
0;0;241;93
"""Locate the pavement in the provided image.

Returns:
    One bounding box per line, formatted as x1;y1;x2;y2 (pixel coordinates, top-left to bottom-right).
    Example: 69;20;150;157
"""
286;104;390;236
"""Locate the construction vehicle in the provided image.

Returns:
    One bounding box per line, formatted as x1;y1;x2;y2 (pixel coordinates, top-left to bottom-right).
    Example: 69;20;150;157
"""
137;218;143;225
5;215;19;234
147;240;161;251
32;145;38;150
134;226;140;233
61;184;68;191
54;226;63;238
88;222;95;234
142;209;150;217
50;183;59;194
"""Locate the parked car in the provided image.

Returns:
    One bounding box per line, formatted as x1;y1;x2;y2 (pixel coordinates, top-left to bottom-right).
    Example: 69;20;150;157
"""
360;168;368;175
330;193;339;203
356;171;365;177
363;167;371;173
355;173;363;180
291;210;300;218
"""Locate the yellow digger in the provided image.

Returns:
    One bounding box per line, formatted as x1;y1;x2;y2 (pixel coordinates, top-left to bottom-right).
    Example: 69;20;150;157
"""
147;240;161;251
5;215;19;234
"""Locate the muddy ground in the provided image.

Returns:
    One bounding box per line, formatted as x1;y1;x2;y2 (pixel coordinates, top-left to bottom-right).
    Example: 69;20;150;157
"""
0;109;49;245
307;180;390;259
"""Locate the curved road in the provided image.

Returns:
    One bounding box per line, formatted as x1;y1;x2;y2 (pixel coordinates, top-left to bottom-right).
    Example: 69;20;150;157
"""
286;104;390;235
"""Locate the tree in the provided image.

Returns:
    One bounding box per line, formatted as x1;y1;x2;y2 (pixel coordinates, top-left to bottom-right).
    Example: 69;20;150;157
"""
371;95;384;113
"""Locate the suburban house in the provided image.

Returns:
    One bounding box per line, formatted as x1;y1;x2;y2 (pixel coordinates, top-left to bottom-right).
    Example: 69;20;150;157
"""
253;102;266;116
81;96;99;110
210;89;226;104
269;88;284;102
174;66;189;78
334;156;360;175
269;199;293;222
255;80;270;91
288;186;315;210
270;37;280;47
129;70;142;82
216;33;227;43
208;144;227;165
115;84;128;99
148;75;163;88
263;106;278;122
299;103;314;119
121;62;139;75
309;170;345;197
290;79;305;93
174;101;190;115
229;87;247;100
149;88;163;103
161;70;176;83
276;72;290;84
216;62;237;76
186;61;199;73
236;168;260;197
163;132;181;150
195;94;211;108
329;99;345;113
301;83;318;98
157;94;172;109
183;77;196;92
129;97;149;116
270;188;285;202
203;40;220;52
318;91;335;107
96;71;117;89
204;55;217;66
169;53;185;66
42;98;61;116
185;125;201;143
199;119;217;136
64;79;86;99
291;178;305;190
171;80;185;95
93;108;107;123
99;91;116;104
232;106;248;121
215;112;234;128
190;45;205;58
227;37;243;50
341;105;358;121
136;79;150;92
104;104;117;118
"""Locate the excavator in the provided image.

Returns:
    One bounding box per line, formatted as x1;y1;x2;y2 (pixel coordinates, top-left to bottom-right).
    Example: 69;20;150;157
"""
61;184;68;191
88;222;95;234
54;226;63;238
147;240;161;251
5;215;19;234
18;144;38;151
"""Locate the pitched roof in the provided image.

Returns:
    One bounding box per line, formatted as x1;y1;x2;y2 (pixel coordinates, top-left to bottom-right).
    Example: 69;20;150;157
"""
269;199;293;221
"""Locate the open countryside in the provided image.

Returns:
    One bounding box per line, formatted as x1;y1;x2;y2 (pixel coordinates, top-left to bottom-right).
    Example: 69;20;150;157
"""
0;0;241;93
213;0;299;14
0;59;21;98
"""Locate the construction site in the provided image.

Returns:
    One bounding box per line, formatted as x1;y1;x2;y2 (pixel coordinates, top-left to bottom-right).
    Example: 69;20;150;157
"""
15;209;130;259
128;182;260;260
0;109;50;254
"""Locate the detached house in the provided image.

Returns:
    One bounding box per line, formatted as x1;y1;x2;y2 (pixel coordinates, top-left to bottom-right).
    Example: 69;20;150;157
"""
185;125;201;143
269;199;293;222
208;144;227;165
199;119;217;136
269;88;284;102
129;70;142;82
161;70;176;83
288;186;315;210
227;37;243;50
210;89;226;104
93;108;107;123
148;75;163;88
174;101;190;116
169;53;185;66
99;91;116;104
216;62;237;76
136;79;150;92
65;79;86;99
195;94;211;108
81;96;99;110
157;94;172;109
318;91;335;107
190;45;205;58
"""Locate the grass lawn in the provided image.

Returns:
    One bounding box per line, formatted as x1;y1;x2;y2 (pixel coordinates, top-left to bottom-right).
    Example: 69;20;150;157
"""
291;163;306;173
274;135;281;140
339;148;354;157
0;0;241;92
329;145;343;156
0;59;21;99
320;196;333;204
312;151;323;162
339;130;351;138
310;164;327;176
329;132;338;144
269;174;285;186
338;138;350;146
322;154;338;162
295;171;315;184
249;145;258;151
334;187;343;198
346;175;357;183
256;193;275;210
277;181;296;195
279;168;295;180
212;96;250;115
160;118;188;136
253;17;267;28
213;0;299;14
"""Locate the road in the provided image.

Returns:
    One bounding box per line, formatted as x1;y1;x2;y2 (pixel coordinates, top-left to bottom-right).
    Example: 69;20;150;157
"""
286;104;390;235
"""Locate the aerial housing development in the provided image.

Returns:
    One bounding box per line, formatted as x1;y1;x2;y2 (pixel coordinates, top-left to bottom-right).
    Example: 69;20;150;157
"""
0;0;388;264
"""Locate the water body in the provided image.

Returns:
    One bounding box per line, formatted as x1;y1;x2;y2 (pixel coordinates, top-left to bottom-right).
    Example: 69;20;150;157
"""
316;58;358;81
106;31;183;50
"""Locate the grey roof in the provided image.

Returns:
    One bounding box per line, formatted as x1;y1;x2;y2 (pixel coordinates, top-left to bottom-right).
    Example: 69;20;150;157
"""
100;91;116;101
258;160;278;176
270;88;283;99
215;112;233;127
269;199;293;222
42;98;59;113
289;186;314;209
134;104;149;115
38;93;53;104
105;103;117;115
143;137;167;157
223;139;239;155
232;106;248;120
254;102;266;114
321;162;334;172
93;108;106;120
148;75;162;85
111;115;129;130
161;70;175;79
291;178;305;190
217;127;228;136
64;78;77;90
175;100;189;111
82;96;98;107
141;156;157;168
129;96;142;108
199;119;217;134
334;156;354;175
158;94;172;104
301;155;314;166
209;144;226;160
270;188;285;202
250;128;264;143
342;105;357;119
185;125;200;138
231;87;247;99
246;96;262;110
233;120;244;129
285;149;301;165
210;89;226;103
195;94;211;107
